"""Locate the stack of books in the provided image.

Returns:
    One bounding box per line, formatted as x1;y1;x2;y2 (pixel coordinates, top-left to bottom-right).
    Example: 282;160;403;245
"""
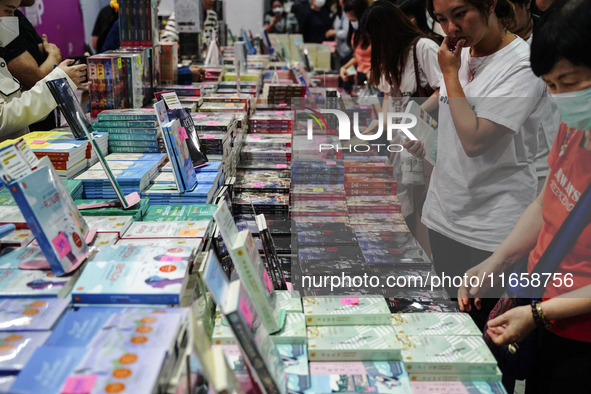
12;307;188;394
76;159;161;199
92;109;160;154
197;102;246;114
346;195;401;214
21;130;108;179
248;110;294;135
200;93;254;115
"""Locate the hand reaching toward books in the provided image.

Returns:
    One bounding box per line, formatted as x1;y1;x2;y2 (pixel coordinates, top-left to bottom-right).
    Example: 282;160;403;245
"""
58;59;91;89
403;139;426;159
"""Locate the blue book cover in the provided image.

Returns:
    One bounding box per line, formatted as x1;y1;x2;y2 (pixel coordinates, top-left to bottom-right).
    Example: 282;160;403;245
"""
0;297;69;331
8;166;89;276
97;109;157;121
87;160;160;175
105;153;167;162
0;269;75;298
0;331;51;373
71;245;193;305
162;119;198;193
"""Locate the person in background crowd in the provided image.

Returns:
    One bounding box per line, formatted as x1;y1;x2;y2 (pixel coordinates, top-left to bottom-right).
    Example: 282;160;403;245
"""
508;0;537;43
338;0;369;91
397;0;443;43
359;0;442;219
0;5;88;142
203;0;220;45
460;1;591;392
535;0;555;12
326;0;353;71
92;1;118;53
0;0;62;131
506;0;560;195
301;0;335;43
406;0;551;376
101;18;120;52
265;0;299;34
291;0;310;33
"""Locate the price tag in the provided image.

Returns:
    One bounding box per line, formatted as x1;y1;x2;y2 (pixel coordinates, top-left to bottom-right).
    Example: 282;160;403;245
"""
52;233;72;259
61;375;97;394
178;229;198;237
279;103;287;106
375;163;385;167
276;164;288;169
225;103;235;107
202;135;216;139
313;188;324;192
178;127;188;141
239;298;254;327
117;58;122;69
250;135;261;139
252;182;265;187
275;111;285;114
30;140;47;145
160;256;183;262
341;298;359;305
207;121;220;125
326;161;337;165
194;114;208;118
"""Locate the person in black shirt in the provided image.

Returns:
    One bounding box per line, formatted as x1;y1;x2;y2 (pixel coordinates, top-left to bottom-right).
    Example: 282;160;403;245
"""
291;0;310;33
301;0;335;43
0;0;63;131
0;1;62;91
92;3;118;53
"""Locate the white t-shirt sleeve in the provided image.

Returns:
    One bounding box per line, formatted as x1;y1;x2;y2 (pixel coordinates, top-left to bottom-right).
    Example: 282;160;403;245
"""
417;38;443;89
474;60;545;135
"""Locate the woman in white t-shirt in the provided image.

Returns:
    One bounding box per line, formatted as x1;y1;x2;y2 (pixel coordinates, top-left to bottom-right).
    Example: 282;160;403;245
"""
359;0;443;218
404;0;552;332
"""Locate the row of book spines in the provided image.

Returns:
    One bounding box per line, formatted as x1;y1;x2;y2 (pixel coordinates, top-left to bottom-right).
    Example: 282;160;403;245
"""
119;0;157;47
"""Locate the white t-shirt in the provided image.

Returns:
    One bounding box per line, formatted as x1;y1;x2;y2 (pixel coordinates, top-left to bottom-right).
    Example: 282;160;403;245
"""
378;38;443;217
422;37;549;251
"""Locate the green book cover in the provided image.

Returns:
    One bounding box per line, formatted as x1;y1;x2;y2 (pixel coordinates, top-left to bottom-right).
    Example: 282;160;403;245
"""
391;313;481;336
74;198;149;220
399;335;498;375
407;366;502;382
229;230;286;334
271;313;306;345
143;204;217;222
303;297;391;326
307;325;402;362
277;290;303;313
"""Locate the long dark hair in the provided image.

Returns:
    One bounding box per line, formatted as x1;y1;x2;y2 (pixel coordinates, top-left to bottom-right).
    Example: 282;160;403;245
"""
398;0;433;36
344;0;369;49
360;1;426;87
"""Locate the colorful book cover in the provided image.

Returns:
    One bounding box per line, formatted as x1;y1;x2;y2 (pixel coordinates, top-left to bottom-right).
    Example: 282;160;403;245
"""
0;331;51;372
398;335;498;375
0;268;77;298
71;245;193;305
0;298;69;331
142;204;216;222
121;220;211;240
307;325;402;362
161;118;198;192
297;229;358;245
303;297;391;326
7;166;89;276
225;229;285;334
222;280;287;394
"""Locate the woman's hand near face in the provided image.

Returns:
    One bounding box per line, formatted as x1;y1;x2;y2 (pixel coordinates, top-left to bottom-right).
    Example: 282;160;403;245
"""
438;36;465;78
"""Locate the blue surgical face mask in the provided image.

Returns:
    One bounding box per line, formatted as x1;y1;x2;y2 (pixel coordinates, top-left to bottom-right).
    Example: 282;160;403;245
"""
550;85;591;131
351;21;359;30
